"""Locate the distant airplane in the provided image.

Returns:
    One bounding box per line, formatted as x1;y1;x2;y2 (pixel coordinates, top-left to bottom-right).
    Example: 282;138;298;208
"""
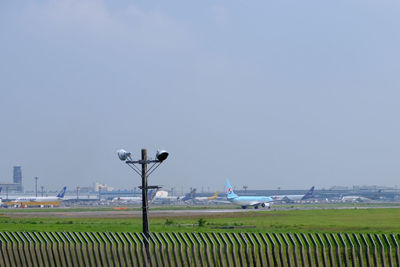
341;195;371;203
177;189;219;203
13;186;67;202
226;179;273;209
179;188;197;202
271;186;315;202
112;196;141;202
194;191;219;201
112;189;158;203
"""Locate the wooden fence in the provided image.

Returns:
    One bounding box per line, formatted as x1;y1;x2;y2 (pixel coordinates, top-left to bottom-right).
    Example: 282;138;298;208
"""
0;232;399;266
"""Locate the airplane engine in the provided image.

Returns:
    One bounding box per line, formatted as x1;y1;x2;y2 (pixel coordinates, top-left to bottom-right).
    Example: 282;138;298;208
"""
261;203;270;208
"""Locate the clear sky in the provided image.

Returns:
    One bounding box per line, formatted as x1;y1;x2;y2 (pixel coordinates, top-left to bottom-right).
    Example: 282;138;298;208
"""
1;0;400;192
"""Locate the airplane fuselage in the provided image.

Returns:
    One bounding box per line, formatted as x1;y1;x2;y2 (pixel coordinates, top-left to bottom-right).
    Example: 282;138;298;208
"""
13;197;61;202
228;196;273;207
112;197;141;202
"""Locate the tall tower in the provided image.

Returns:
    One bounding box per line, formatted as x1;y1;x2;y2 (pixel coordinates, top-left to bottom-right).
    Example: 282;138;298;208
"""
13;166;22;184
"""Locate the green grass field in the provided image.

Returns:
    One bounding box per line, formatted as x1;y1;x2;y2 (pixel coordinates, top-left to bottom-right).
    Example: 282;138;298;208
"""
0;205;237;213
1;207;400;233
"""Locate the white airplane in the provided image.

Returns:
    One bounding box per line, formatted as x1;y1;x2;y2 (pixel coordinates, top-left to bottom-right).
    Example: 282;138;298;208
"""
112;189;158;203
13;186;67;202
271;186;315;202
226;179;273;209
112;196;141;202
341;195;371;203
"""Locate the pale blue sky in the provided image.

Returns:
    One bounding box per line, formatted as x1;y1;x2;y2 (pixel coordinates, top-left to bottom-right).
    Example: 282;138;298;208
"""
1;0;400;191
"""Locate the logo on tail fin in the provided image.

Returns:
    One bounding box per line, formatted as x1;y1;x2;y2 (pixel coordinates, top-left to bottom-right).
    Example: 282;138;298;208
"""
226;179;237;199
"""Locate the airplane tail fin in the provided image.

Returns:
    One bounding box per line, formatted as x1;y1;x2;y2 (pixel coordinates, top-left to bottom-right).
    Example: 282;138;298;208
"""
148;189;159;203
181;188;196;201
208;191;219;200
301;186;314;200
190;188;196;199
226;179;238;199
0;187;2;194
57;186;67;198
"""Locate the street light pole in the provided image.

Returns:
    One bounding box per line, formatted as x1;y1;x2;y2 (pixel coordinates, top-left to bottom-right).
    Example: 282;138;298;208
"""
34;177;38;197
41;186;44;197
118;148;168;233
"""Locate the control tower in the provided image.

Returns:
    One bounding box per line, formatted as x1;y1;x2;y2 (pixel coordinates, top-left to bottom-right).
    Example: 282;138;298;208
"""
13;166;22;184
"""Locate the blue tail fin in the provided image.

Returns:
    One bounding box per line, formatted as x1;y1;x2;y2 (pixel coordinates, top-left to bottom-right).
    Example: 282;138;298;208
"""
181;188;196;201
0;187;2;194
57;186;67;198
148;189;155;203
226;179;238;199
301;186;314;200
148;188;161;203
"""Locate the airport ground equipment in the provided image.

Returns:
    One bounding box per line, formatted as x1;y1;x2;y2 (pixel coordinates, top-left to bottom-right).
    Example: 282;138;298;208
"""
1;231;400;266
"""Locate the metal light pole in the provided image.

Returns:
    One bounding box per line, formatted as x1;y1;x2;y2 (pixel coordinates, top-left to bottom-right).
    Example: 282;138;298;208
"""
34;177;38;197
41;186;44;197
118;148;168;236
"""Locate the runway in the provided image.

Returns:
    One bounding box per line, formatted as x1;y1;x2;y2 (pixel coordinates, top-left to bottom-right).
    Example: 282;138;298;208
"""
3;204;400;219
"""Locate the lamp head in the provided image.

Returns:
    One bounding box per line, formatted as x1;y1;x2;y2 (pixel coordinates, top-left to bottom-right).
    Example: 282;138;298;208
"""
117;149;131;161
156;150;169;162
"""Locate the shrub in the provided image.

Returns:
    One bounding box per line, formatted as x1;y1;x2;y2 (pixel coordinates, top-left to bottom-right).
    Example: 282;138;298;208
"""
165;219;174;226
198;218;207;227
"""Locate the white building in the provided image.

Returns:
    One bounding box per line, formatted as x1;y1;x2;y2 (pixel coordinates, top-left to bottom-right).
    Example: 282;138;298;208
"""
94;182;114;192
